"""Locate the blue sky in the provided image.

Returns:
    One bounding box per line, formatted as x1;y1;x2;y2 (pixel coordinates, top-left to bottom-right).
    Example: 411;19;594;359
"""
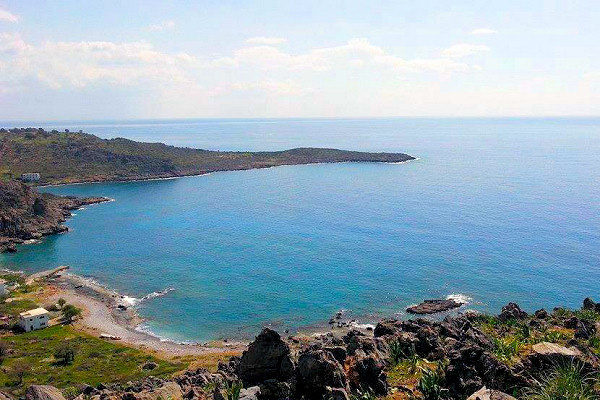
0;1;598;120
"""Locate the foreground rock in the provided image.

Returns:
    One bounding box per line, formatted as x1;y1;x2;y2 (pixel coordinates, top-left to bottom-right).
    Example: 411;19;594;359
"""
25;386;66;400
406;298;464;314
467;386;517;400
0;180;109;253
236;328;294;386
19;298;600;400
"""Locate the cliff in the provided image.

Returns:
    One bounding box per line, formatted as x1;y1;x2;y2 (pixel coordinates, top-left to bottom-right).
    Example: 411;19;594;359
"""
0;128;415;185
0;180;108;253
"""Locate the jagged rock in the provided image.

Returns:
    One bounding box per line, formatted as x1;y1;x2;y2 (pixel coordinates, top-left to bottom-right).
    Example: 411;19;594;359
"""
346;354;388;395
466;386;517;400
296;349;348;399
373;319;403;337
440;315;493;349
575;320;596;339
236;328;294;386
134;382;183;400
534;309;548;319
498;303;528;322
583;298;596;310
407;299;463;314
238;386;260;400
445;345;527;398
258;379;294;400
0;391;12;400
325;387;350;400
25;386;67;400
522;342;588;377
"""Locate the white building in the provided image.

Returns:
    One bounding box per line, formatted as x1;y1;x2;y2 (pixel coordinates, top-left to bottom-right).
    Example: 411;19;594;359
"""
18;308;49;332
21;172;40;182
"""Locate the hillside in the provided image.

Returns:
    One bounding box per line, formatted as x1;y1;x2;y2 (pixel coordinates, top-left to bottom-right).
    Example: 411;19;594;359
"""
0;128;415;184
0;180;108;252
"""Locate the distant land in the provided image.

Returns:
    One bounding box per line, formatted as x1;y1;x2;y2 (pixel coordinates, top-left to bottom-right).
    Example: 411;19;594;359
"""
0;128;415;185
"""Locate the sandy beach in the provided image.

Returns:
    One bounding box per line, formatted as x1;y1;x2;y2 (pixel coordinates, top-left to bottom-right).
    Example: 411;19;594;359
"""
42;272;247;359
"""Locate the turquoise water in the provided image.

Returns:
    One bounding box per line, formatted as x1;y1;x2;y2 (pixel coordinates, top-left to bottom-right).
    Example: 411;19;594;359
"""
1;118;599;342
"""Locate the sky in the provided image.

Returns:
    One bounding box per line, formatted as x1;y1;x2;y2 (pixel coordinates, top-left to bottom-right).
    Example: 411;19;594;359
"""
0;0;599;120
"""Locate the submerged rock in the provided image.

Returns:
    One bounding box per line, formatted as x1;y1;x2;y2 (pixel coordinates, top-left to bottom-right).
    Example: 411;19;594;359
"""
406;299;463;314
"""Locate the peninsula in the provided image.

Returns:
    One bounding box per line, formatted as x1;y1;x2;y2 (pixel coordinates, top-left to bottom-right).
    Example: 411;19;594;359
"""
0;128;415;185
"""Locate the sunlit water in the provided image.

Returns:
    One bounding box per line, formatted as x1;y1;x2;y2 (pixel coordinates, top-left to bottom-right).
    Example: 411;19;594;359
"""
1;118;599;342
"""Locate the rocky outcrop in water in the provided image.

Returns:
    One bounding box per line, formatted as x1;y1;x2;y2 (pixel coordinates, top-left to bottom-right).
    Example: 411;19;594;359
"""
406;298;464;314
0;180;109;253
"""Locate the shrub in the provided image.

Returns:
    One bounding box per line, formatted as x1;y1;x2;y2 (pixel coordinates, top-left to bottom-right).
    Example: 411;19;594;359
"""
54;343;77;365
523;362;598;400
223;381;242;400
389;341;416;366
61;304;82;324
417;367;447;400
492;336;523;363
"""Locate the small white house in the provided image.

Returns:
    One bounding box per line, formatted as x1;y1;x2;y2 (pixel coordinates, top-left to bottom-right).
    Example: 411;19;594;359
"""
18;307;49;332
21;172;40;182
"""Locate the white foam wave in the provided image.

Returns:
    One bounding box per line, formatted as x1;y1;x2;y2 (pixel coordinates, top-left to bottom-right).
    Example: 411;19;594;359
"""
350;322;376;330
121;288;175;307
446;293;472;304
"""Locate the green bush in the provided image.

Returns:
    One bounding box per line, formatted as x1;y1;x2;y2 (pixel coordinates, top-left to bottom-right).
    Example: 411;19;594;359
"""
417;367;447;400
523;362;598;400
54;343;77;365
389;341;416;366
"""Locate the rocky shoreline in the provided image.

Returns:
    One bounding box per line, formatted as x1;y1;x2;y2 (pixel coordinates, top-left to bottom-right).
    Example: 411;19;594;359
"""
0;180;110;253
14;298;600;400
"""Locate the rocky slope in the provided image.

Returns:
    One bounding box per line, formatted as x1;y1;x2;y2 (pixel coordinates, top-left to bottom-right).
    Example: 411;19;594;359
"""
0;128;415;185
0;180;109;253
13;298;600;400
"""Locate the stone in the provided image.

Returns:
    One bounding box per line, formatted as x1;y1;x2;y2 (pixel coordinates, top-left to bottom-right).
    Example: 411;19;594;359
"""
134;382;183;400
466;386;517;400
0;391;12;400
534;309;548;319
531;342;581;357
498;303;528;322
325;387;350;400
296;349;347;399
583;297;596;310
236;328;294;386
238;386;260;400
373;319;403;337
25;386;67;400
407;299;463;314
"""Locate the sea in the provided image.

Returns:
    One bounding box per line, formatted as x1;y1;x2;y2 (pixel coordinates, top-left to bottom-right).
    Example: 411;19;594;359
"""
1;118;599;342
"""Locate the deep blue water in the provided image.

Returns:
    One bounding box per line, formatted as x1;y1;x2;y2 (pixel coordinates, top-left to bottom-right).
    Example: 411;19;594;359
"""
1;118;599;342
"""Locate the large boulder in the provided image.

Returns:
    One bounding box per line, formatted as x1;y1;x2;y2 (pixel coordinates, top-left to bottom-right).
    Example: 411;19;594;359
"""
238;386;260;400
0;392;12;400
498;303;528;322
346;354;388;395
466;386;517;400
25;386;67;400
296;349;348;399
373;319;403;337
133;382;183;400
236;328;294;386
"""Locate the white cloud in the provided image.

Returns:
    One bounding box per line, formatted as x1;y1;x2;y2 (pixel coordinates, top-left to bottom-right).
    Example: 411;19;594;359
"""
246;36;287;45
148;20;176;32
442;43;490;58
0;34;196;90
0;8;19;23
214;38;480;73
229;80;314;96
470;28;498;35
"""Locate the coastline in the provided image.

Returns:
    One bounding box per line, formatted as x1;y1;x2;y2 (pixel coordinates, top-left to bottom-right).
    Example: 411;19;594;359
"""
42;272;247;358
37;157;419;187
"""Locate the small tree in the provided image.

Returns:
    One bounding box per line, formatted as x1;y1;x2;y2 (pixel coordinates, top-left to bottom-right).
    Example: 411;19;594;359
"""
61;304;82;324
57;298;67;309
54;343;76;365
